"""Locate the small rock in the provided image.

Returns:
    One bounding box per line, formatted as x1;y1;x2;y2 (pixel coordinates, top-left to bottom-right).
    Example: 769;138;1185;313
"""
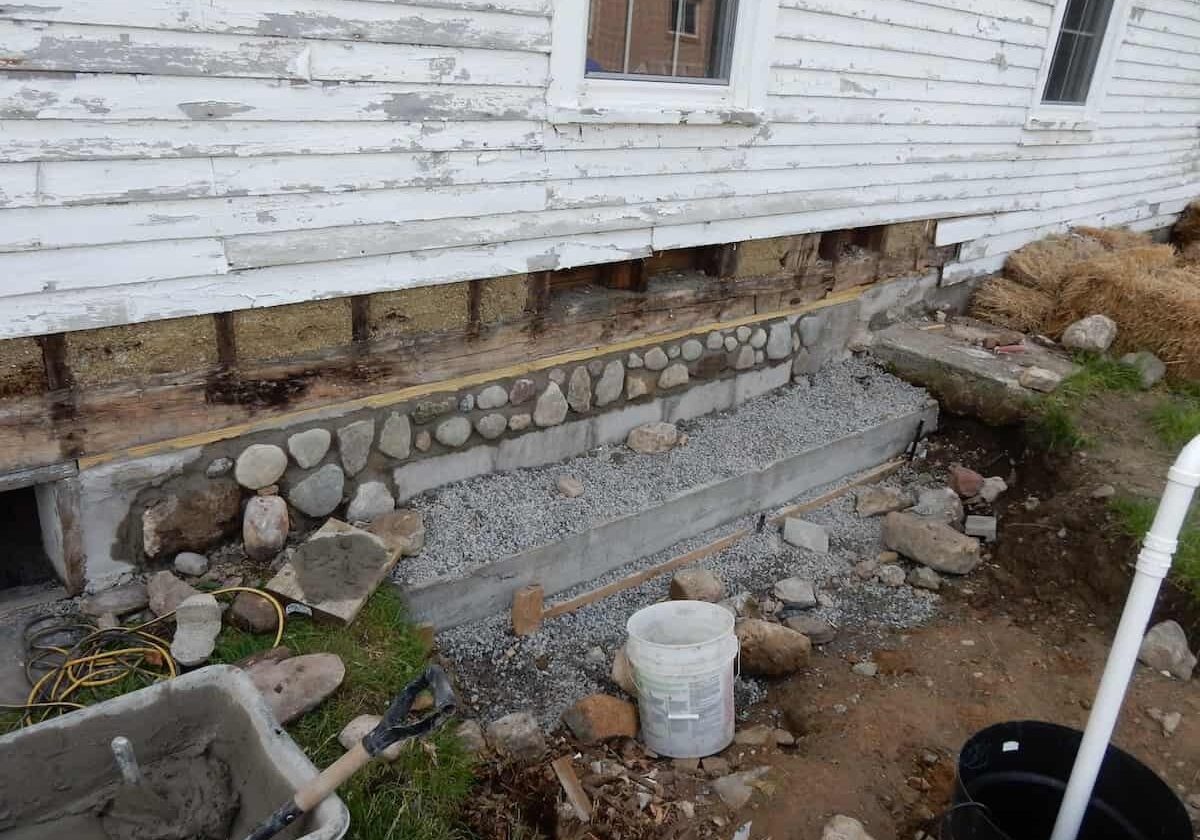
486;712;545;760
681;339;704;361
736;619;811;676
509;378;537;405
147;571;200;617
724;335;739;353
907;566;942;591
170;594;222;667
669;568;724;602
978;476;1008;503
475;413;507;441
878;550;899;563
782;518;829;553
964;514;997;543
702;756;730;777
412;395;458;425
287;463;345;518
877;565;906;587
230;591;279;634
476;384;509;410
557;474;584;498
205;457;233;478
644;347;669;371
594;360;625;407
852;661;878;677
1139;620;1196;680
1062;314;1118;353
235;444;288;490
627;352;644;369
755;350;765;365
584;646;606;665
173;552;209;577
734;724;774;746
855;486;912;517
337;419;375;476
883;512;981;575
339;714;403;760
567;367;592;413
534;382;569;427
414;430;432;451
667;344;681;359
948;465;984;498
749;328;767;349
627;422;679;454
508;414;531;432
912;487;964;525
563;694;638;743
732;344;755;369
378;413;412;460
366;509;426;556
435;416;472;448
854;559;880;580
1121;351;1166;389
674;757;700;772
625;372;653;401
706;332;725;350
246;653;346;724
548;368;566;385
736;326;752;343
82;582;149;618
1019;366;1063;393
243;494;289;561
657;363;689;389
457;394;474;412
1146;707;1182;737
822;815;876;840
587;359;605;377
288;428;333;468
456;719;488;755
772;576;817;608
611;646;636;695
1092;484;1117;499
712;767;769;809
784;615;837;645
346;481;395;523
719;592;762;618
765;321;792;360
774;729;795;746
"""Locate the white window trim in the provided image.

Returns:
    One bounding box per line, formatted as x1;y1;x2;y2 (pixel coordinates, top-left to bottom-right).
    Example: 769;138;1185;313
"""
548;0;778;125
1025;0;1132;132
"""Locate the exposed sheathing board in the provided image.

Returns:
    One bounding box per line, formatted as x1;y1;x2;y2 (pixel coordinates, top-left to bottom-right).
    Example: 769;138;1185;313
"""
481;275;530;324
234;300;352;361
734;237;797;277
369;285;469;337
65;317;217;387
0;337;45;398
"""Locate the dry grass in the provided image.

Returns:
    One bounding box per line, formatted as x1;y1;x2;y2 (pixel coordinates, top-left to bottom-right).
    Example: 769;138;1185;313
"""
1002;232;1107;293
1171;200;1200;248
1073;225;1153;251
970;277;1056;333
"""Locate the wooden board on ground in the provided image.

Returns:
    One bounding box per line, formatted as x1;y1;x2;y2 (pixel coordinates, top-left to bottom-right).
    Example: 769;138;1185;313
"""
265;519;399;625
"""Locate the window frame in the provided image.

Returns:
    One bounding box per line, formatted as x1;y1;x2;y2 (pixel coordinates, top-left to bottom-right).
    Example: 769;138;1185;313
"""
548;0;778;125
1025;0;1131;131
668;0;699;37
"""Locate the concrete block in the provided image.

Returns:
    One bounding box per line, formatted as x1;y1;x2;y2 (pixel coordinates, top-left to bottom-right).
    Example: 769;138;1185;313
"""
496;420;593;470
394;447;495;502
734;362;791;405
592;401;664;446
664;378;734;424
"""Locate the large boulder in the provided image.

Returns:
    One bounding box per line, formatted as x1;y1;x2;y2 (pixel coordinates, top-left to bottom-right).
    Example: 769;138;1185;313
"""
736;619;811;676
1061;314;1117;353
142;479;241;559
1139;620;1196;680
562;694;638;743
882;512;981;574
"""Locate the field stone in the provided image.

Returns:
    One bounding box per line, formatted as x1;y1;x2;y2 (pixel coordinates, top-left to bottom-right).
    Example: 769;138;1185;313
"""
534;382;569;427
755;350;765;365
287;428;332;469
1092;484;1117;499
766;321;792;360
1121;351;1166;389
877;565;906;587
948;465;984;498
567;367;592;413
667;344;681;359
784;615;837;645
339;714;402;760
912;487;964;525
287;463;345;518
458;394;474;412
337;420;375;476
412;395;457;424
626;422;679;454
366;509;427;557
644;347;669;371
733;344;755;370
979;476;1008;503
782;518;829;553
243;495;289;561
1062;314;1118;353
378;413;412;460
749;328;767;349
147;570;200;617
143;480;242;559
611;646;636;695
206;457;233;478
486;712;545;760
883;512;981;575
346;481;395;523
712;767;769;810
669;568;724;602
855;486;912;517
852;661;879;677
1139;620;1197;680
627;352;644;369
822;815;876;840
247;653;346;725
734;724;774;746
475;413;508;440
625;372;653;401
235;444;288;490
414;430;432;451
736;619;811;676
82;582;148;618
231;591;279;633
587;359;606;377
706;331;724;350
477;384;509;410
170;594;222;667
907;566;942;591
1019;367;1063;393
435;416;472;448
773;576;817;608
594;360;625;407
562;694;637;743
736;326;752;343
681;339;704;361
174;552;209;576
455;720;488;755
724;336;739;353
557;475;584;498
508;414;532;432
658;363;689;389
509;379;536;405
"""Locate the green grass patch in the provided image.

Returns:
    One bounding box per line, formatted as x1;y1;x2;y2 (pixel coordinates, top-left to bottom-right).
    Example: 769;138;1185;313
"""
1109;495;1200;603
1029;352;1144;451
1149;380;1200;449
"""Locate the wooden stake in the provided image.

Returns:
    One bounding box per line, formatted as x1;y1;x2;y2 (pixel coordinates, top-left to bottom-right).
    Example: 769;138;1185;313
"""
552;756;592;823
511;584;544;636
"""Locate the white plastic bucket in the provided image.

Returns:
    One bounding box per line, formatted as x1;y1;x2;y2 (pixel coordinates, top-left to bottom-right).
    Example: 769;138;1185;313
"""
625;600;739;758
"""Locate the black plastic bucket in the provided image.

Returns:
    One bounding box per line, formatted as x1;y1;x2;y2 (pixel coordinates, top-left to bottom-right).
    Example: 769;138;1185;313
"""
943;720;1192;840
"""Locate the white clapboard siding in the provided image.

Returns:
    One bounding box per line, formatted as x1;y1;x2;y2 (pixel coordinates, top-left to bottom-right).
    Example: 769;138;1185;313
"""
768;70;1033;108
0;239;228;296
0;1;551;51
0;162;38;208
772;41;1040;88
780;0;1049;47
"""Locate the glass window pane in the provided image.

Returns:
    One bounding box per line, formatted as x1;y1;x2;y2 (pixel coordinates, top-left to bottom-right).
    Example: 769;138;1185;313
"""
1041;0;1114;104
586;0;738;82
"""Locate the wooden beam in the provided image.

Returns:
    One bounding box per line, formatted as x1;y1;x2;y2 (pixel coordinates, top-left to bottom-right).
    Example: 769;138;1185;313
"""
702;243;740;279
599;259;647;292
213;312;238;367
0;461;77;493
350;296;371;344
37;333;72;391
511;584;544;636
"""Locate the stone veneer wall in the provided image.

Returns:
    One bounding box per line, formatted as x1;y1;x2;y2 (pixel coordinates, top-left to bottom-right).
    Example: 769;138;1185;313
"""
70;271;953;590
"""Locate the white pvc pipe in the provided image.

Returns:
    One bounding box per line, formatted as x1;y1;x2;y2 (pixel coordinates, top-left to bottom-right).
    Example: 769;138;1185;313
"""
1049;433;1200;840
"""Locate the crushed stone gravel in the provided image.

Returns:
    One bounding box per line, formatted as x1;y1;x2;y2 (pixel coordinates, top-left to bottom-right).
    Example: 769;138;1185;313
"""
400;357;932;586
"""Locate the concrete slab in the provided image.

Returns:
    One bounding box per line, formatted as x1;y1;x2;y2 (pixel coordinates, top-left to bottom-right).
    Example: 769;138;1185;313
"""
870;320;1078;424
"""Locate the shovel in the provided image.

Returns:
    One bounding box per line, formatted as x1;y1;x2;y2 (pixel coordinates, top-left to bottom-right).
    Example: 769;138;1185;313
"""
242;663;457;840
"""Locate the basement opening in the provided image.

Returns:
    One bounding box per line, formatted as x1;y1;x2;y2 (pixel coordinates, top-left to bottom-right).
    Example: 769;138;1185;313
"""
0;485;54;591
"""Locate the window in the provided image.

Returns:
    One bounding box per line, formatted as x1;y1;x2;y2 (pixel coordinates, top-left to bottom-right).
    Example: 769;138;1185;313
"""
1042;0;1115;103
585;0;737;82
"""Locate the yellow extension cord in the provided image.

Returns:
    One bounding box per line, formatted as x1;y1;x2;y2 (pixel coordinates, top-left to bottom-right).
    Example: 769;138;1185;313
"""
1;586;285;728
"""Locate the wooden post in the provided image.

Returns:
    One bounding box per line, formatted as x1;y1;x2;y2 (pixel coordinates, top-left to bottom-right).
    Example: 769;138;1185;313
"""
466;279;483;338
37;333;72;391
350;296;371;343
213;312;238;367
599;259;647;292
511;584;544;636
702;243;740;279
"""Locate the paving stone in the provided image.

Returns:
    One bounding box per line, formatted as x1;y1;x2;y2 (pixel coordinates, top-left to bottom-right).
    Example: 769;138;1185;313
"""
235;444;288;490
657;363;689;389
337;419;375;476
883;512;981;575
626;422;679;454
567;367;592;413
782;518;829;553
247;653;346;724
346;481;395;523
170;594;221;667
243;494;289;560
435;416;472;447
644;347;669;371
82;582;149;618
486;712;545;761
669;568;724;602
595;360;625;407
681;339;704;361
475;413;508;440
287;428;332;469
287;463;345;518
378;413;412;460
477;384;509;410
563;694;638;743
174;552;209;577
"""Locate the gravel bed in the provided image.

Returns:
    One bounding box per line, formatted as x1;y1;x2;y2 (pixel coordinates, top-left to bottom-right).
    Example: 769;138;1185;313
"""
400;357;931;586
438;468;941;730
